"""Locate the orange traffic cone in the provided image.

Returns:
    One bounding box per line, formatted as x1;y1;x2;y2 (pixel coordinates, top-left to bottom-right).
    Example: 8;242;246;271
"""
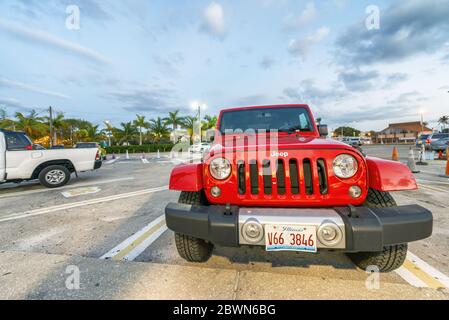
392;147;399;161
446;147;449;161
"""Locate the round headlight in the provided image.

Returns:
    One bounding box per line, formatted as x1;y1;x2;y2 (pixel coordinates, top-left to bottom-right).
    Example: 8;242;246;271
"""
209;158;232;180
333;154;358;179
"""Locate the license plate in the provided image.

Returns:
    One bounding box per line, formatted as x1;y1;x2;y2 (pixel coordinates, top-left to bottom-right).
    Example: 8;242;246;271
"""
265;225;317;253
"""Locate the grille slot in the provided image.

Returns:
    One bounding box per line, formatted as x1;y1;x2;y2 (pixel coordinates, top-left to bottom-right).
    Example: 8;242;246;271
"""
303;158;314;195
237;161;246;195
276;159;286;195
249;160;259;195
289;159;300;194
262;160;272;195
317;159;328;195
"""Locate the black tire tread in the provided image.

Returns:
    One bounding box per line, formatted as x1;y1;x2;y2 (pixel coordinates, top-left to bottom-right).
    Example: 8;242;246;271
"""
348;243;408;272
348;188;406;272
174;191;213;263
364;188;397;208
174;233;213;263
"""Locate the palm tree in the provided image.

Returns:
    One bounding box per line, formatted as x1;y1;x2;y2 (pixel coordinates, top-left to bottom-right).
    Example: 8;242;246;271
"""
181;116;196;139
148;117;170;143
438;116;449;130
133;114;148;145
49;113;66;144
14;110;47;139
118;122;138;145
202;115;218;130
86;124;102;141
103;121;115;146
163;110;184;131
0;107;15;130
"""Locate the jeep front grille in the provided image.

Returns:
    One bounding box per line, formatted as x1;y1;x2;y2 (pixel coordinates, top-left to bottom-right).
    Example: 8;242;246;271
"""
237;157;329;197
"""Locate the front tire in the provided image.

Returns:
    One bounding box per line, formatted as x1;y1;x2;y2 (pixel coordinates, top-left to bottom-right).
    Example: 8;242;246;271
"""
38;165;71;188
347;189;408;272
174;191;213;263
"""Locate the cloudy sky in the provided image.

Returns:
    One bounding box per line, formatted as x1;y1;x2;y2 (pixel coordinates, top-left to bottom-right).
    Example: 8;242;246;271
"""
0;0;448;132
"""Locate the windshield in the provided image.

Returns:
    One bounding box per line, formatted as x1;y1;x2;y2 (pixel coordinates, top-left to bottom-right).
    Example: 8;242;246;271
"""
432;133;449;139
219;107;313;134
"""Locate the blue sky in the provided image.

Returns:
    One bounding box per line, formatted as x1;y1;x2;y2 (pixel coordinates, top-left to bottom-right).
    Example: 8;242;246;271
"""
0;0;448;132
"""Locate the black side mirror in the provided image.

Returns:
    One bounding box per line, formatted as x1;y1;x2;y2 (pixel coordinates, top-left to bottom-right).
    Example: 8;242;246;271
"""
318;125;328;137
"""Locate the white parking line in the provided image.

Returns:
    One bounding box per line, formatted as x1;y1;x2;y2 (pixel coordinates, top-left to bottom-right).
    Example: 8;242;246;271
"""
406;251;449;288
395;267;427;288
100;215;167;261
418;184;448;193
0;177;135;199
104;157;121;164
395;251;449;289
0;186;168;223
417;179;449;186
141;158;150;164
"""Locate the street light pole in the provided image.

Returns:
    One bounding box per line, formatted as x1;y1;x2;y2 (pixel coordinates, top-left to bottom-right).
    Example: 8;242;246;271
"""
49;106;54;147
191;101;207;143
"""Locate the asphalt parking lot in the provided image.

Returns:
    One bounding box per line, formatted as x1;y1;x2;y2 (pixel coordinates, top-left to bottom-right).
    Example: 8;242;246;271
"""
0;146;448;300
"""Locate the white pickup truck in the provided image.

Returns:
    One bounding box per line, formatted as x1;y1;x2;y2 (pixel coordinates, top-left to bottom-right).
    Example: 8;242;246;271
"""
0;129;102;188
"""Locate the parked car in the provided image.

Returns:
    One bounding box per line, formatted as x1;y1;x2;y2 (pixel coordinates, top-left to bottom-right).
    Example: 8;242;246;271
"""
165;104;432;273
415;134;430;147
429;133;449;143
360;138;372;145
430;136;449;152
189;143;211;154
75;142;107;160
342;137;362;147
0;130;102;188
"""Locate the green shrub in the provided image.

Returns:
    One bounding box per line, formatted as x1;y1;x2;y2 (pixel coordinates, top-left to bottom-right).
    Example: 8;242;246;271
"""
105;144;174;154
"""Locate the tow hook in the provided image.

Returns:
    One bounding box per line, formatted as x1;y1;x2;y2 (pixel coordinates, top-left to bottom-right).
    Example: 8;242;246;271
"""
348;205;359;218
224;203;232;216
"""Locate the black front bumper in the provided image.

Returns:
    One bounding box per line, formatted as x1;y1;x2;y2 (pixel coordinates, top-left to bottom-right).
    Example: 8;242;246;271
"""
165;203;433;252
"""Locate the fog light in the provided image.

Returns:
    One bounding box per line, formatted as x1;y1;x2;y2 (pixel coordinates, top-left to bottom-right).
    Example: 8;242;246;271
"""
242;219;264;243
317;222;342;247
349;186;362;198
210;186;221;198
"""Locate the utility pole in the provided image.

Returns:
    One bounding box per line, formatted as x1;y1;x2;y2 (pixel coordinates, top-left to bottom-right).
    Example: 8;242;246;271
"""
198;105;201;142
49;106;54;147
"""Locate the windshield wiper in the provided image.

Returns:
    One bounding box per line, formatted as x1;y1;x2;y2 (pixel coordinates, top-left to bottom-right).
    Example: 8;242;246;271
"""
278;126;310;133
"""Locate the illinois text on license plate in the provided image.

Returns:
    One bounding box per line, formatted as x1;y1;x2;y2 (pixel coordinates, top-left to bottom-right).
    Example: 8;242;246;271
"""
265;225;317;253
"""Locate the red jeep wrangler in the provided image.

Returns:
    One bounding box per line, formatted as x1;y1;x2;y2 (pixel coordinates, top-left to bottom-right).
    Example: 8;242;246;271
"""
165;104;432;272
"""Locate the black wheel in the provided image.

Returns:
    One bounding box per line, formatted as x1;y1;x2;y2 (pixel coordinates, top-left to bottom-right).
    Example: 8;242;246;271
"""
38;165;71;188
174;191;213;263
347;189;408;272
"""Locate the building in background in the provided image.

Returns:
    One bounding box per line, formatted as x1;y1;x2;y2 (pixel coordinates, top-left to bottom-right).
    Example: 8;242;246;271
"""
375;122;433;144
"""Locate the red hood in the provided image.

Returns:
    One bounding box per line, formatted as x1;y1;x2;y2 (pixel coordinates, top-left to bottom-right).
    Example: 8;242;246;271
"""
209;134;356;155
